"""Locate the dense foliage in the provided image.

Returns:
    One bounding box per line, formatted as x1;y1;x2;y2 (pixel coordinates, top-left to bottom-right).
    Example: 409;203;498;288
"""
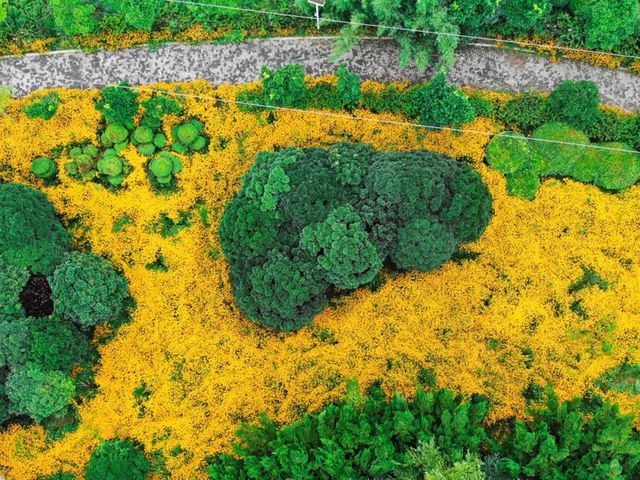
0;183;128;426
84;439;151;480
208;382;488;479
219;143;493;331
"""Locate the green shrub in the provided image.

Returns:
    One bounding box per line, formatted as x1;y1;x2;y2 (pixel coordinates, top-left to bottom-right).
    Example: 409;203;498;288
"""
171;119;207;153
577;0;639;50
148;151;183;186
36;472;78;480
22;315;88;372
23;92;61;120
261;64;309;108
336;63;361;109
31;157;58;179
219;143;492;331
530;123;590;176
362;84;409;114
85;439;152;480
308;82;343;110
0;183;71;275
0;262;30;324
450;0;498;35
500;390;640;479
589;142;640;191
406;73;476;127
120;0;164;31
208;383;488;479
499;0;551;33
103;124;129;145
50;0;95;36
486;132;532;174
5;363;75;422
498;92;550;134
506;170;541;200
140;95;181;131
97;152;126;186
0;85;12;114
50;252;129;327
548;81;601;131
393;438;485;480
95;83;139;127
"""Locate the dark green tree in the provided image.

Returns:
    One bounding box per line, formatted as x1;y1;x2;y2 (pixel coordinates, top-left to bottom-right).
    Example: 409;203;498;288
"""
548;80;601;131
499;0;551;33
95;82;140;127
336;63;361;109
406;73;476;127
0;183;71;275
50;252;129;327
261;64;309;108
391;217;457;271
576;0;639;50
85;439;152;480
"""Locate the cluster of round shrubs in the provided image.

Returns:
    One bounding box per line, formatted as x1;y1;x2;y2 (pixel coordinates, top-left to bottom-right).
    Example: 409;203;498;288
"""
486;122;640;200
219;143;493;332
0;183;129;425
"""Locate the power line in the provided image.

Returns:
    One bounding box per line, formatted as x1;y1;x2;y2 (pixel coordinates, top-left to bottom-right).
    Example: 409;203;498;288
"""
93;82;640;155
164;0;640;62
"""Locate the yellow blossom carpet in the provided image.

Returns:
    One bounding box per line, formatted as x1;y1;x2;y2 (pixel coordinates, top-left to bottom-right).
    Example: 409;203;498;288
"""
0;79;639;479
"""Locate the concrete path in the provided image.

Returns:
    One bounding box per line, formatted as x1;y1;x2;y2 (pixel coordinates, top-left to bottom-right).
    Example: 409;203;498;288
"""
1;37;639;110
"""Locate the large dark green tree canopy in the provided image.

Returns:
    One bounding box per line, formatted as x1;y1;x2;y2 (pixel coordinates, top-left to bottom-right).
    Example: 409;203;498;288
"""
219;143;493;332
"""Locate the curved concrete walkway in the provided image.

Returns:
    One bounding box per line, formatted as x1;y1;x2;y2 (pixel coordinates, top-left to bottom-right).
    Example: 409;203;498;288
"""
1;36;639;110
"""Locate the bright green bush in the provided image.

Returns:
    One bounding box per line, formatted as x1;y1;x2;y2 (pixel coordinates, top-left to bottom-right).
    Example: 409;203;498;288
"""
406;73;476;127
148;151;183;186
0;183;71;275
50;252;129;326
49;0;95;36
31;157;58;179
5;363;75;422
171;119;207;153
548;80;601;131
23;92;61;120
208;382;488;479
530;122;590;176
97;152;126;186
486;132;532;174
500;390;640;479
506;170;541;201
336;63;361;109
85;439;152;480
577;0;639;50
261;64;309;108
95;83;139;127
120;0;164;31
219;143;492;331
589;142;640;190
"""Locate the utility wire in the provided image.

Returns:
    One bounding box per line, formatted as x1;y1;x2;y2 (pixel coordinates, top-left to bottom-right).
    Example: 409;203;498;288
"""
91;82;640;155
164;0;640;62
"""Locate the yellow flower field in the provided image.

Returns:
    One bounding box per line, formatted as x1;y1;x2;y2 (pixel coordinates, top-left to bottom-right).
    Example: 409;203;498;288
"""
0;78;639;479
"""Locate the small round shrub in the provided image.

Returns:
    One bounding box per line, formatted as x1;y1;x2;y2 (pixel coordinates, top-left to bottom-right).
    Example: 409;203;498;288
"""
133;126;153;144
137;143;155;157
85;439;152;480
571;148;600;183
391;218;457;271
50;252;128;326
0;183;71;274
104;124;129;144
5;363;75;422
498;91;550;134
97;155;124;178
530;123;590;176
261;64;309;108
486;132;531;174
506;169;541;200
31;157;57;179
